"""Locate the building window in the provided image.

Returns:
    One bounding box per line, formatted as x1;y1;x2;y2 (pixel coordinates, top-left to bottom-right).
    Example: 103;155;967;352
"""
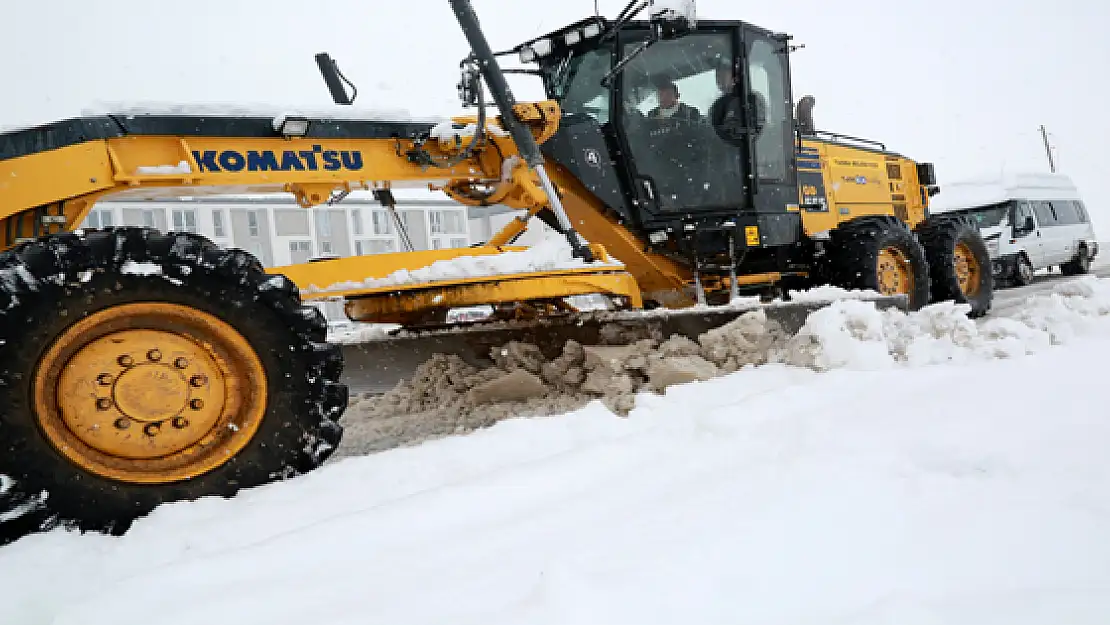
247;210;260;237
84;208;113;229
289;240;312;264
356;239;397;255
315;210;332;237
172;209;197;233
250;242;266;262
371;210;393;235
319;240;333;254
212;209;225;237
431;238;443;250
351;208;364;236
450;237;468;248
141;209;155;228
429;209;465;235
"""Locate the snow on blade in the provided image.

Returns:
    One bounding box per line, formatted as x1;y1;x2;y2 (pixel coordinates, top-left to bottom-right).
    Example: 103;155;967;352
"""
303;236;625;294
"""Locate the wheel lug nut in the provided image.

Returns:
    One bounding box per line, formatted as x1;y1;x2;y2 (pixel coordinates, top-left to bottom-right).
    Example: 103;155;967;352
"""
174;357;188;369
144;423;161;436
118;354;134;367
95;398;112;411
189;375;207;388
172;416;189;429
114;417;131;429
147;349;162;362
97;373;113;386
189;398;204;410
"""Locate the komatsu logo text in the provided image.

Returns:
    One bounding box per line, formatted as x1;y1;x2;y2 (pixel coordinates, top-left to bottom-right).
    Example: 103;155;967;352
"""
190;146;364;173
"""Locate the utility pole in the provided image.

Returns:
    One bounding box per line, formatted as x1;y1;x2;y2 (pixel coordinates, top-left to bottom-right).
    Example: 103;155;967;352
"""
1039;124;1056;173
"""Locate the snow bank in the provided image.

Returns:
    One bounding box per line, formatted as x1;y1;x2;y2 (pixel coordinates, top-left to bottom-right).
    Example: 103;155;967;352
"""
303;235;624;293
331;275;1110;459
786;275;1110;372
5;310;1110;624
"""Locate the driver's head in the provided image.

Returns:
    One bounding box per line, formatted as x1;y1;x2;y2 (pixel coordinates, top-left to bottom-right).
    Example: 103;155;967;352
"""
656;80;679;108
716;64;735;93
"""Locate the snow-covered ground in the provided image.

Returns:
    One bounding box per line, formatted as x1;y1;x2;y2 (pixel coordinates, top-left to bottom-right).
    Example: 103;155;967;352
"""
6;276;1110;624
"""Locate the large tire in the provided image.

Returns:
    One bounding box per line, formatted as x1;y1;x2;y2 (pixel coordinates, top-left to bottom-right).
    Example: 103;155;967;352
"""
1012;253;1035;286
0;228;346;545
916;215;994;318
1061;245;1092;276
824;215;931;310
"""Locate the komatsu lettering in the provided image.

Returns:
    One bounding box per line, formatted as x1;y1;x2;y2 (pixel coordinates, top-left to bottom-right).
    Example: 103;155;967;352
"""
191;146;364;173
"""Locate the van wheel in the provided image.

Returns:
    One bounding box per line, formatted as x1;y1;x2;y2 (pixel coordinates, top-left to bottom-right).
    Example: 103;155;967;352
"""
1013;254;1035;286
1061;246;1091;276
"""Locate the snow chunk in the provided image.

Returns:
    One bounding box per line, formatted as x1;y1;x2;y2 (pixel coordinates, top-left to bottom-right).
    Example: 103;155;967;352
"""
135;161;191;175
121;261;162;276
429;120;510;140
304;236;624;294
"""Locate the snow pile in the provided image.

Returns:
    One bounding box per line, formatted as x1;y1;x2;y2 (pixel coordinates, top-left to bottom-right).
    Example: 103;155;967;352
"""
336;276;1110;457
303;236;624;294
5;323;1110;624
786;275;1110;372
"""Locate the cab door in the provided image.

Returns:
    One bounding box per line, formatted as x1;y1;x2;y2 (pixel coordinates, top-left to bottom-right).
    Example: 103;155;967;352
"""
1012;200;1045;268
739;26;798;216
613;25;748;225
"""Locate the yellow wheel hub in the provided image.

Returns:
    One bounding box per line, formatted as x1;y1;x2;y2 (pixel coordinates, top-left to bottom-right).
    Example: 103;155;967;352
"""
876;247;914;296
33;302;268;484
953;241;981;297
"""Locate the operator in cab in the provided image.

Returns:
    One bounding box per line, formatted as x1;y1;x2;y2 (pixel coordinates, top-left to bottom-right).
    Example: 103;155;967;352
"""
648;79;701;121
709;61;766;141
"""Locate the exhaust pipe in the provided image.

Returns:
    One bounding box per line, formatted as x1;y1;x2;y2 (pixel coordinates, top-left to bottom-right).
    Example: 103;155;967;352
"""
796;95;816;135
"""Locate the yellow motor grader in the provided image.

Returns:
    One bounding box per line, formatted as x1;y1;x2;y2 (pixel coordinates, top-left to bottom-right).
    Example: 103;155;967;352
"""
0;0;991;543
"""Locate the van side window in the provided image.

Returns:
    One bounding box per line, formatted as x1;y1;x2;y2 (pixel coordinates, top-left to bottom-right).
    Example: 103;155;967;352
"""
1033;201;1057;227
1074;201;1090;223
1051;200;1080;225
1014;201;1035;233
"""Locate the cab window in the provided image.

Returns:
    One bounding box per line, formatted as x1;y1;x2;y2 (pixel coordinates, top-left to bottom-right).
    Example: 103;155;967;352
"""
746;37;790;182
617;31;745;211
544;47;612;124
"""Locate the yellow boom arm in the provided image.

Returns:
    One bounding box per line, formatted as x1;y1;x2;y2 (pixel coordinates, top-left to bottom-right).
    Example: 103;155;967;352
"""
0;101;712;322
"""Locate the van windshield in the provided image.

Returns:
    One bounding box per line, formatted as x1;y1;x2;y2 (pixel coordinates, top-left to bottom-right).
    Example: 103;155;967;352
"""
945;201;1013;228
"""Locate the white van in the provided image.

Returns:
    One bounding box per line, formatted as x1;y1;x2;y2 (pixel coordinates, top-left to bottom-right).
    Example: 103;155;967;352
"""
929;173;1098;286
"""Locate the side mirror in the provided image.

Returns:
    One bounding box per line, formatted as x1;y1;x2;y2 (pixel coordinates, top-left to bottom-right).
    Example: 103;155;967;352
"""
1023;216;1035;232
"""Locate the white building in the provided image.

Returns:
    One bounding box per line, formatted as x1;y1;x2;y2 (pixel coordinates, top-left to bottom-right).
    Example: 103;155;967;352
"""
89;189;556;324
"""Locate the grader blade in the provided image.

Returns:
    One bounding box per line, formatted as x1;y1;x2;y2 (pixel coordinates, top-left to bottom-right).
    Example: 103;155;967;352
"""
338;294;909;395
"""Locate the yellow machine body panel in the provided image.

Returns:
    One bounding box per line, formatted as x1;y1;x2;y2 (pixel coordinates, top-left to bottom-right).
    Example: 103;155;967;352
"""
796;138;931;236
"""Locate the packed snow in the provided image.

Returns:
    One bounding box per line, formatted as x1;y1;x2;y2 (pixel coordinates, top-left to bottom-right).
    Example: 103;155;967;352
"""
6;276;1110;624
303;235;624;294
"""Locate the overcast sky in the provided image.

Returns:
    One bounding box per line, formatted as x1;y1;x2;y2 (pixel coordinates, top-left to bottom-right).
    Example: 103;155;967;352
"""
3;0;1106;236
